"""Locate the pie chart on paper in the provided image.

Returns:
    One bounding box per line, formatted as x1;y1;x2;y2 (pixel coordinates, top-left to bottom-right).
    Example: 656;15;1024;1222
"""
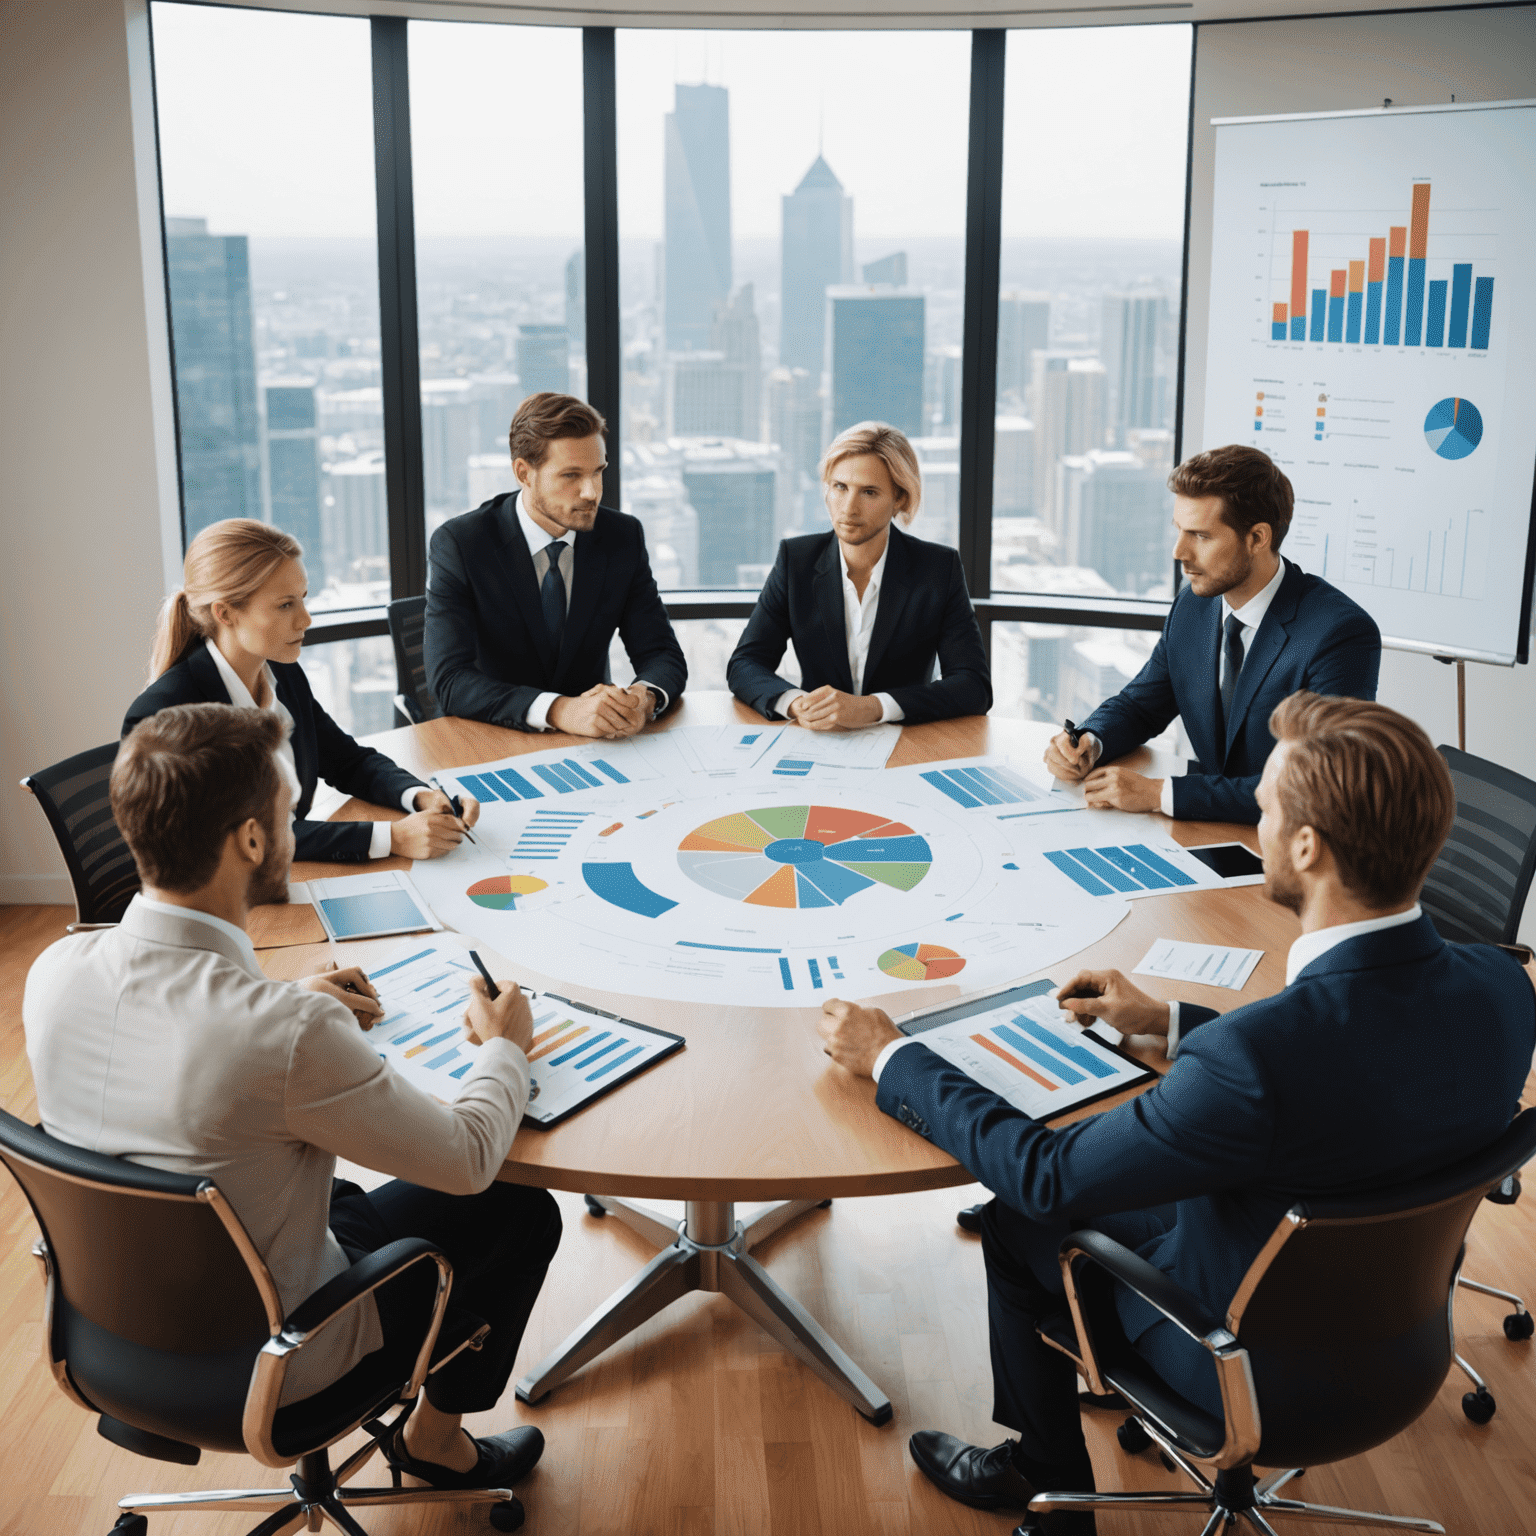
467;874;548;910
878;943;966;981
1424;397;1483;460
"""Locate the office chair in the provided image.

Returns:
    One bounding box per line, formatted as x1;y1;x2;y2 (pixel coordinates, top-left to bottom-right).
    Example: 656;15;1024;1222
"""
387;596;442;728
1020;1107;1536;1536
0;1108;521;1534
20;741;139;928
1419;744;1536;1420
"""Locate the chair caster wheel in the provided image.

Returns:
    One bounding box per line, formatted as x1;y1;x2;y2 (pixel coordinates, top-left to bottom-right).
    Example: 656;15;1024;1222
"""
110;1517;148;1536
1503;1310;1534;1340
488;1496;525;1531
1116;1417;1151;1453
583;1194;607;1218
1462;1388;1497;1424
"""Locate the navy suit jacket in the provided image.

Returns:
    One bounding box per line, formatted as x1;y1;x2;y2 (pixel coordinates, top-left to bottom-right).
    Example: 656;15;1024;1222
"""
425;493;686;730
726;527;992;724
876;916;1534;1409
1078;558;1381;823
123;644;427;863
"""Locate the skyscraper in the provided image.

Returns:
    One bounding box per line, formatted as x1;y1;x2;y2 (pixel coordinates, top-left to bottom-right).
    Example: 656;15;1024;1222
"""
997;292;1051;409
1059;449;1171;593
1101;290;1165;444
710;283;761;439
780;156;853;374
1032;353;1107;533
665;84;732;352
264;380;323;584
565;250;585;347
515;324;570;398
826;288;925;438
682;446;778;586
165;217;261;539
861;251;907;286
667;354;747;439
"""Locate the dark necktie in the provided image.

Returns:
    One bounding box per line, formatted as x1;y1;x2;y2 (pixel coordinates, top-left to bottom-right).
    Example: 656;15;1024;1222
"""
1220;613;1246;721
540;540;567;645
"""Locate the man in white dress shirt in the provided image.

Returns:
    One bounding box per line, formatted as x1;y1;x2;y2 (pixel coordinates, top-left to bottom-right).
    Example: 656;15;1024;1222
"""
24;704;560;1509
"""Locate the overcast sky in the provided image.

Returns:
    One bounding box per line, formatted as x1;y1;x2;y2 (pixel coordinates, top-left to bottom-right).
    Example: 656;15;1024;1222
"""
152;3;1190;245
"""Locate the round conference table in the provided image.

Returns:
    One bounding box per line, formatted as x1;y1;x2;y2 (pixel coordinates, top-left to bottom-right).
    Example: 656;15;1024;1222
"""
260;693;1298;1424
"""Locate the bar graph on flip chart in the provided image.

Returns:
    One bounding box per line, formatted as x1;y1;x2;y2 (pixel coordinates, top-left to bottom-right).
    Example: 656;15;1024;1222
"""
1200;99;1536;663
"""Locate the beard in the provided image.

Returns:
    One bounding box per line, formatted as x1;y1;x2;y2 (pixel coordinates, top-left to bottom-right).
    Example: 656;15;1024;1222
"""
1263;839;1304;916
247;816;291;908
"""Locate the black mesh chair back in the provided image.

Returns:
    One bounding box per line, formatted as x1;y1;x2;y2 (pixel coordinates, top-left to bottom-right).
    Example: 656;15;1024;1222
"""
387;595;442;725
1226;1106;1536;1469
1421;745;1536;945
21;741;139;925
0;1109;275;1460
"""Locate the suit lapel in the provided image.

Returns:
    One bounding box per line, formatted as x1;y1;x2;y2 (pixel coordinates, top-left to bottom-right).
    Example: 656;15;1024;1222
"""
557;523;604;684
1182;593;1225;771
1292;914;1444;983
1224;560;1300;756
861;525;910;689
495;494;555;671
271;665;317;806
812;537;854;692
184;641;232;702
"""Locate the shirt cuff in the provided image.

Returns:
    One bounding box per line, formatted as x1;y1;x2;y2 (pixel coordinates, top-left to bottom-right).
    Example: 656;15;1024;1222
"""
1166;1001;1182;1058
1083;732;1105;766
368;822;393;860
872;1035;919;1084
526;692;560;732
774;688;807;720
875;692;904;723
1160;776;1176;817
401;786;423;814
633;679;668;715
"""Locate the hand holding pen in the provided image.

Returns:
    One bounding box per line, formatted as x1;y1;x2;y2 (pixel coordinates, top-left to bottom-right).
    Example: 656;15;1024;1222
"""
426;775;479;845
1043;717;1098;783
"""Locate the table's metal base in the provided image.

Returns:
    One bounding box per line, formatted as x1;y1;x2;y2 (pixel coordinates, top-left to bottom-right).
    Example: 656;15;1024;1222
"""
515;1196;893;1424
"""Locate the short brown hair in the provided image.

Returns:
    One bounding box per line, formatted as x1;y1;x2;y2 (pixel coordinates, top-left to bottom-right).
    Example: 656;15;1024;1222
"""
1170;445;1294;551
509;392;607;468
113;704;286;893
819;421;922;525
1269;692;1455;908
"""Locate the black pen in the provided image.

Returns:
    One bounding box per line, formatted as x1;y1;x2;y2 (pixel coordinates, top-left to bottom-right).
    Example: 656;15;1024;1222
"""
430;774;478;845
1063;719;1084;748
468;949;500;1000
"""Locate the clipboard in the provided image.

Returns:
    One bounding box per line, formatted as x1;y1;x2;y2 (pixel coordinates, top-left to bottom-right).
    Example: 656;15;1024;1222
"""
523;993;685;1129
893;979;1156;1123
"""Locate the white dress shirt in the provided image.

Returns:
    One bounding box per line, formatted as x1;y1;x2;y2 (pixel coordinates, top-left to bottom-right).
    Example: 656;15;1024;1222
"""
512;491;670;731
872;904;1425;1083
23;896;530;1403
205;640;417;860
773;537;905;725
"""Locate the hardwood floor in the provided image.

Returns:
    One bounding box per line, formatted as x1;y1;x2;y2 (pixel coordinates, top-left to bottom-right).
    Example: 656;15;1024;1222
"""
1;904;1533;1535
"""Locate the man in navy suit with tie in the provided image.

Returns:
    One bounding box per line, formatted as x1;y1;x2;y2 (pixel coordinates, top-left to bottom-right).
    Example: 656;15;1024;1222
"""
425;393;686;737
820;694;1534;1528
1045;445;1381;824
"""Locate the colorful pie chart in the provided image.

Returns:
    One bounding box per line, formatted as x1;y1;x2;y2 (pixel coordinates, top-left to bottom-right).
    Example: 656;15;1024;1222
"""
1424;397;1483;460
467;874;548;910
677;804;932;909
878;943;966;981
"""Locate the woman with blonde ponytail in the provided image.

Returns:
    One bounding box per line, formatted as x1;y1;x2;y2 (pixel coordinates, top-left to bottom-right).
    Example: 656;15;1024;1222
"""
125;519;479;864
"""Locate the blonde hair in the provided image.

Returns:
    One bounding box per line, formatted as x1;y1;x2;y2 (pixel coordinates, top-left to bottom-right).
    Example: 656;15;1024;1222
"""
819;422;922;526
149;519;303;679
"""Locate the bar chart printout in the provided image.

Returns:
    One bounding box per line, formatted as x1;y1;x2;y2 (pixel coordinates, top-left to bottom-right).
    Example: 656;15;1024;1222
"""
916;995;1152;1120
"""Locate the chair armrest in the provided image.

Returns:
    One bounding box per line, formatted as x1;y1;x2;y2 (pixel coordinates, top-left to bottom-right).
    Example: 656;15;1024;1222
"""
281;1238;445;1342
1061;1231;1228;1348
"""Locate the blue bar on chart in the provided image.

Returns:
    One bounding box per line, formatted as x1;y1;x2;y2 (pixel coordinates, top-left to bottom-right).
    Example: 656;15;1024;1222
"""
1471;277;1494;350
922;764;1047;810
1288;230;1307;341
1271;302;1287;341
550;1030;609;1066
1384;226;1406;345
993;1022;1084;1086
808;958;823;988
589;1043;645;1081
1044;843;1197;897
1043;850;1113;896
1327;270;1345;342
1309;289;1326;342
590;759;629;784
495;767;544;799
1447;264;1472;348
1345;261;1364;343
1011;1014;1118;1080
773;758;814;777
779;958;794;990
1426;280;1448;347
426;1046;460;1071
512;810;591;861
1364;238;1384;344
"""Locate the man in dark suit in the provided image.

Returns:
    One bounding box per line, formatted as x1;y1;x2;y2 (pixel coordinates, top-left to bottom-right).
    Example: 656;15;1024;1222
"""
1046;445;1381;825
821;693;1534;1526
727;423;990;727
425;393;686;737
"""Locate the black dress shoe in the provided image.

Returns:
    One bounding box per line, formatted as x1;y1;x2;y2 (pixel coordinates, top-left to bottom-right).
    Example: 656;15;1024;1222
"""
387;1423;544;1492
956;1203;986;1233
909;1431;1038;1510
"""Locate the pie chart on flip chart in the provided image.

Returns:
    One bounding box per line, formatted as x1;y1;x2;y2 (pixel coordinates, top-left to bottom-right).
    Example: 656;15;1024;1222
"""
1424;397;1484;460
878;943;966;982
466;874;548;910
677;805;932;909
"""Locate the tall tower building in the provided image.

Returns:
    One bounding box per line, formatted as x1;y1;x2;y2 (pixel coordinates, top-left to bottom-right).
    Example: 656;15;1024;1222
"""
1060;449;1171;594
1032;353;1107;533
861;251;907;286
564;250;585;347
826;288;925;438
780;156;853;375
264;380;323;584
710;283;762;439
997;292;1051;408
165;217;262;539
664;84;732;352
1101;289;1165;443
516;324;571;399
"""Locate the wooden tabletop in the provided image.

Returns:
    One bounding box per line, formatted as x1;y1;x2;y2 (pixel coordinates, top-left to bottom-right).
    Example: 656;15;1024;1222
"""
258;694;1300;1201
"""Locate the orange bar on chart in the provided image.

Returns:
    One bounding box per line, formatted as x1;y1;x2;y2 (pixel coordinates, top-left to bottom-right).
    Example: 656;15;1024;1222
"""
1330;270;1347;298
1368;238;1386;284
1272;302;1288;324
1290;229;1309;319
1409;183;1431;259
1389;225;1407;258
529;1024;588;1062
972;1033;1056;1091
1348;261;1365;294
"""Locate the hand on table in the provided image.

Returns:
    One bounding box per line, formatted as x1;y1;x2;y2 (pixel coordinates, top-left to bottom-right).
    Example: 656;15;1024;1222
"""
788;686;883;732
464;974;534;1054
548;684;647;739
390;809;465;860
411;786;481;829
1043;730;1099;782
1053;969;1170;1039
1082;766;1164;813
817;998;903;1079
300;963;385;1029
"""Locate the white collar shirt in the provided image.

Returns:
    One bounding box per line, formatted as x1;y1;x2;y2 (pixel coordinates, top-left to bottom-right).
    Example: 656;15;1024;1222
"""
1220;556;1288;669
132;892;262;975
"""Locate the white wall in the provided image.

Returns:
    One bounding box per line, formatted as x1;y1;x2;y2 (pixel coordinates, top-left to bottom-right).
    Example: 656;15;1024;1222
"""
0;0;179;903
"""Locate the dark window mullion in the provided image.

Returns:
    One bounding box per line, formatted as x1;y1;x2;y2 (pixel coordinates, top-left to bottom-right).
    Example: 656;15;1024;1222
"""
1171;21;1199;598
371;16;426;600
958;27;1006;604
583;27;621;512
